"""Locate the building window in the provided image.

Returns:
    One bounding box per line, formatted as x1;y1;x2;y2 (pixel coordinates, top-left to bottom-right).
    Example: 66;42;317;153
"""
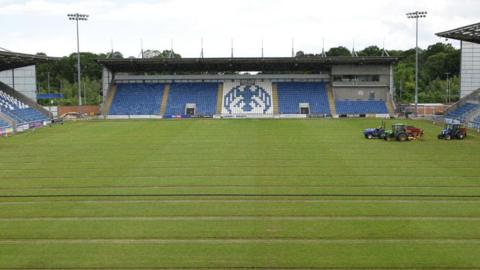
333;75;380;82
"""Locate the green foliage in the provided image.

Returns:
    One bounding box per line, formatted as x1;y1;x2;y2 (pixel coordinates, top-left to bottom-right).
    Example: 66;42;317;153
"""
36;78;101;106
105;51;124;59
394;43;460;104
143;49;181;59
358;45;383;56
326;46;352;56
36;52;105;105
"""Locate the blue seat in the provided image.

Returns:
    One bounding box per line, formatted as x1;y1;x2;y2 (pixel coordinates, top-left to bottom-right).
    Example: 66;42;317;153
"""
109;83;165;115
165;83;218;116
3;108;48;123
335;100;388;114
277;82;330;114
446;103;479;122
0;90;48;124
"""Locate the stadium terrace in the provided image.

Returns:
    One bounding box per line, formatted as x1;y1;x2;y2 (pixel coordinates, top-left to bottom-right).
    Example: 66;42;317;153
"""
97;56;397;119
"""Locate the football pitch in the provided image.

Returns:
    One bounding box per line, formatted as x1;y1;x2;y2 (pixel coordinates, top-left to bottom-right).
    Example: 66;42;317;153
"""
1;119;480;269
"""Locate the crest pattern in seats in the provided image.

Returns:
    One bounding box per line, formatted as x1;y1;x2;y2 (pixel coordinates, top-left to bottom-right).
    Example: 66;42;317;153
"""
222;82;273;114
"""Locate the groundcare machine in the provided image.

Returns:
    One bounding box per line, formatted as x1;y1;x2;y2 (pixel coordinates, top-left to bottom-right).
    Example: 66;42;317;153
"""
363;121;386;139
438;123;467;140
383;123;424;142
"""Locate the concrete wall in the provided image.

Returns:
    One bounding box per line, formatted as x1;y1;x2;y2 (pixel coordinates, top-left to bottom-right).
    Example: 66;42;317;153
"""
43;106;58;118
58;105;100;116
331;65;390;76
403;104;448;116
331;64;392;101
334;87;388;101
461;41;480;98
0;65;37;101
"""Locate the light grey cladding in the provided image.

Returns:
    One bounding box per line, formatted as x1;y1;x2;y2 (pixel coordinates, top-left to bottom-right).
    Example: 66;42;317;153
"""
0;65;37;101
461;41;480;98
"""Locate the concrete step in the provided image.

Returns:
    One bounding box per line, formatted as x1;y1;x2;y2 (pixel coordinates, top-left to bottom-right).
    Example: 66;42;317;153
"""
102;85;117;116
216;83;223;114
327;85;337;116
272;83;279;115
160;84;170;115
386;98;394;115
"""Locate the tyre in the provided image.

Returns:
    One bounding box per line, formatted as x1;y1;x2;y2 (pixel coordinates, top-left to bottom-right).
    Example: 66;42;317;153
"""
367;134;373;139
397;133;408;142
438;134;443;140
458;134;465;140
445;134;451;140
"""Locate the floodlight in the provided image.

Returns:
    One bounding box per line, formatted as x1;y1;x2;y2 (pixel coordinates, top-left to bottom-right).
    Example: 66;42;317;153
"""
406;11;427;117
67;13;89;115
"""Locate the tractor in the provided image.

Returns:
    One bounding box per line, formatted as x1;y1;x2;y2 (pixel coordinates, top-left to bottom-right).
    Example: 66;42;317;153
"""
438;123;467;140
383;124;424;142
363;121;386;139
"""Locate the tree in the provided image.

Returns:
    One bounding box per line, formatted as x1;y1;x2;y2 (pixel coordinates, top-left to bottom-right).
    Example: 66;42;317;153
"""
326;46;351;57
105;51;124;59
424;42;456;59
358;46;382;56
143;50;161;58
143;49;181;59
295;51;305;57
392;42;461;103
423;52;449;81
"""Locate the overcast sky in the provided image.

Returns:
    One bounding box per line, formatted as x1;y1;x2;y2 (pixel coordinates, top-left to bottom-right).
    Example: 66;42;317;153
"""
0;0;477;57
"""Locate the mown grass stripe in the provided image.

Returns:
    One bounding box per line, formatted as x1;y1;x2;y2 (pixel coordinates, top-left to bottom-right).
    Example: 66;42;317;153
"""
2;216;480;221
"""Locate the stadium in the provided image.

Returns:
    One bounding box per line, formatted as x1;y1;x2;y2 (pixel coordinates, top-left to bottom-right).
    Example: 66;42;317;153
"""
1;6;480;269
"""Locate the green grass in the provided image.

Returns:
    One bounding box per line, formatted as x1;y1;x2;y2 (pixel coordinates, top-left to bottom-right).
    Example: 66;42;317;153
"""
0;119;480;269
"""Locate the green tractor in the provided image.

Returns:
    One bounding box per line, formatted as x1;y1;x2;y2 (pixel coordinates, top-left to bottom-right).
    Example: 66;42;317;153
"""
383;123;424;142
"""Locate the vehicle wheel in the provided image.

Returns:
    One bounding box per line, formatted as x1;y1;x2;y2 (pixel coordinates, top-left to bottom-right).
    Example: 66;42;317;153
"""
437;134;443;140
458;134;465;140
367;134;373;139
445;134;451;140
397;133;408;142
